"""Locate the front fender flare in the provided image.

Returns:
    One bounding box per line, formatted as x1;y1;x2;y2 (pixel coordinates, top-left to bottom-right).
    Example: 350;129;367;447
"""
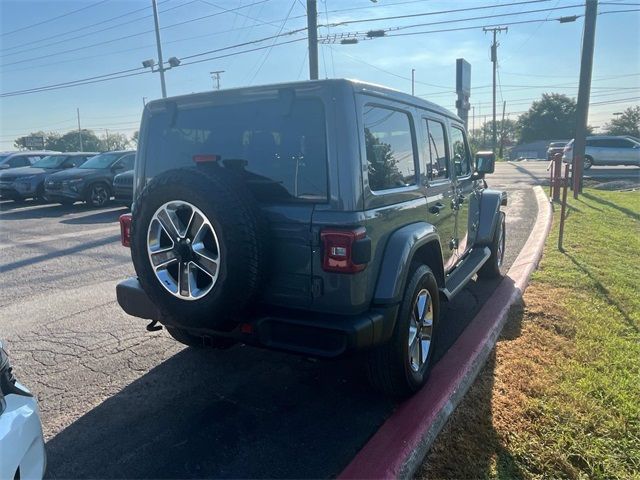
373;222;441;306
475;189;507;247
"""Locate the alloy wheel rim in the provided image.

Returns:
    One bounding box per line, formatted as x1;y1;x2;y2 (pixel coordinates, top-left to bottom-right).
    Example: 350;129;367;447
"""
408;288;434;372
92;186;108;205
147;200;220;300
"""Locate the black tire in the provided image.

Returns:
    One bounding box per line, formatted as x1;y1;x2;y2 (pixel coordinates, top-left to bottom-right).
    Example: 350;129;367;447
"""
367;264;440;397
583;155;593;170
478;211;506;279
165;326;237;349
86;182;111;207
131;167;268;330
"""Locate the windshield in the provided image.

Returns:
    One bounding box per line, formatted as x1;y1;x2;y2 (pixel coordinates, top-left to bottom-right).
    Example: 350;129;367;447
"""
79;152;121;169
145;97;328;202
32;155;68;168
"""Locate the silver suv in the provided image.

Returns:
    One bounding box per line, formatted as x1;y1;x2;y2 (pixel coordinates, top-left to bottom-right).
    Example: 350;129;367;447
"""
562;135;640;169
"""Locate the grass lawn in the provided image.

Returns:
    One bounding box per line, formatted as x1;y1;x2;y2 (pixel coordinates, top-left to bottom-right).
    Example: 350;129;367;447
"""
417;188;640;479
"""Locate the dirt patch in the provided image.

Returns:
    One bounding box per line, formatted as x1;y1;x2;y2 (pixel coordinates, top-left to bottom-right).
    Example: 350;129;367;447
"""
417;283;576;479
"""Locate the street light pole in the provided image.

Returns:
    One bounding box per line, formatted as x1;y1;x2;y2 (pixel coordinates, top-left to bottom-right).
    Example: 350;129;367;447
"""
573;0;598;198
411;68;415;96
151;0;167;98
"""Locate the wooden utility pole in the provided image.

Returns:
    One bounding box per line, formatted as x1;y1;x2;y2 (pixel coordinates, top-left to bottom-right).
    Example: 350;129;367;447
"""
307;0;318;80
76;108;83;151
483;26;507;153
499;101;507;158
573;0;598;198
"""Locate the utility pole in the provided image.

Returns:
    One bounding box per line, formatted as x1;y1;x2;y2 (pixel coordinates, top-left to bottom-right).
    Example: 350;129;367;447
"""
77;108;83;151
151;0;167;98
307;0;318;80
483;26;507;153
472;105;475;135
209;70;225;90
411;68;415;95
483;115;487;147
573;0;598;198
499;100;506;158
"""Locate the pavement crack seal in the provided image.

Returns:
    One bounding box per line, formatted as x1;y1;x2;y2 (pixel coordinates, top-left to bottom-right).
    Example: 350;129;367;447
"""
340;185;553;480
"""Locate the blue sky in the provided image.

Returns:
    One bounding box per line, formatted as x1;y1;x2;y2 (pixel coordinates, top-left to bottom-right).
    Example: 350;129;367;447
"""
1;0;639;150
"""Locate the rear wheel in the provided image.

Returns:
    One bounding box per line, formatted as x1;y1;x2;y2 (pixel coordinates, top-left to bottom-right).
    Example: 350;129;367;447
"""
86;183;111;207
583;155;593;170
478;211;506;279
367;264;439;397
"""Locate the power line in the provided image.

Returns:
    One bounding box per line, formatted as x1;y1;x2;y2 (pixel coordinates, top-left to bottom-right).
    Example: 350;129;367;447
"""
0;0;171;54
0;0;274;68
1;0;111;37
323;0;552;27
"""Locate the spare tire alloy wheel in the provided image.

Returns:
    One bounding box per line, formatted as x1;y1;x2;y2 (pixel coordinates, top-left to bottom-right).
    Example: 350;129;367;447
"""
89;184;109;207
147;200;220;300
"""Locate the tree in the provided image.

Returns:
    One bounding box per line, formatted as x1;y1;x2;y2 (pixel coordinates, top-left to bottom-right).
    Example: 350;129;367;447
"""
101;132;130;150
130;130;139;146
516;93;589;143
14;131;60;150
603;106;640;138
469;119;518;154
15;129;103;152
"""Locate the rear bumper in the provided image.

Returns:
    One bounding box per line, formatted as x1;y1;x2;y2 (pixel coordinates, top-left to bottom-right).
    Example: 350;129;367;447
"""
116;277;398;357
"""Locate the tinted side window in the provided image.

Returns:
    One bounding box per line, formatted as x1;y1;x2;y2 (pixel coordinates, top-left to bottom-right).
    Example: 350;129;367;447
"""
117;154;135;170
450;126;472;177
609;138;634;148
9;157;29;167
364;106;416;191
423;119;449;182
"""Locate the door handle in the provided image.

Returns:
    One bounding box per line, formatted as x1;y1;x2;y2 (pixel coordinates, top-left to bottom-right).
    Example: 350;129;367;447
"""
429;202;445;215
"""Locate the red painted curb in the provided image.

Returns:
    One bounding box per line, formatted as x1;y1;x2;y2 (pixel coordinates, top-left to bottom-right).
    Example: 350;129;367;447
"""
340;186;553;479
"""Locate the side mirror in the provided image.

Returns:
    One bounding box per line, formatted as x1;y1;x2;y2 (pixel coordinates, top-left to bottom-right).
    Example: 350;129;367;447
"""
475;151;496;176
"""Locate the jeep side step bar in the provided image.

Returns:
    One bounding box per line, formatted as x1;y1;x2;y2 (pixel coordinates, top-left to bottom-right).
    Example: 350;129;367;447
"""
441;247;491;300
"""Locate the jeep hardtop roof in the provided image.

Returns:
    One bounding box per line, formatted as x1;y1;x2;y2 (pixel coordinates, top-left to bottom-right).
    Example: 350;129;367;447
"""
145;78;461;123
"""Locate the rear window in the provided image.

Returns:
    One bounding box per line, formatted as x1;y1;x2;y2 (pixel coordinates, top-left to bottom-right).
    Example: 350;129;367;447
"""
144;97;328;202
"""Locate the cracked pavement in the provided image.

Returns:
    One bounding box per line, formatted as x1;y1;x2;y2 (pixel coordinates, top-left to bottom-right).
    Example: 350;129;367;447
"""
0;163;540;478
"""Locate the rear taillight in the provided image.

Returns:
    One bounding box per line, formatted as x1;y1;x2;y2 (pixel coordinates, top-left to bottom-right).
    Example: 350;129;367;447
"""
119;213;132;247
320;227;369;273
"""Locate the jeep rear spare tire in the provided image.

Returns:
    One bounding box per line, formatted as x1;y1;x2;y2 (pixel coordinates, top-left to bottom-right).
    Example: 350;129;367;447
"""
131;167;267;330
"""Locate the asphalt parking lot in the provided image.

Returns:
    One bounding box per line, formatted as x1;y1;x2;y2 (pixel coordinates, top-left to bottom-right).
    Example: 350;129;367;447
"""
0;163;563;478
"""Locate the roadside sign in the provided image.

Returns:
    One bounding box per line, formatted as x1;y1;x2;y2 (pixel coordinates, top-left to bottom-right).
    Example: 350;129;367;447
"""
24;136;45;149
456;58;471;96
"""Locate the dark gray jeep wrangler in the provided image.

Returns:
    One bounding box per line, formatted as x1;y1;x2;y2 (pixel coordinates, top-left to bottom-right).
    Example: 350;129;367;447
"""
117;79;506;396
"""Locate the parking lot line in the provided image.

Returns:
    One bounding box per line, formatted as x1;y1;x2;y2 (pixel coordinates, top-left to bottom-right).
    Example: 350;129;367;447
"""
0;225;119;251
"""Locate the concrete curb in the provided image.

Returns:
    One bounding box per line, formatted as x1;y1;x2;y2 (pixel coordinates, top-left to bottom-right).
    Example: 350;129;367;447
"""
339;186;553;479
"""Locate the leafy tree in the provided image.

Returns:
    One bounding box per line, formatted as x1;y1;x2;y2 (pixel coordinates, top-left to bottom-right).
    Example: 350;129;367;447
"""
130;130;139;146
469;119;518;154
603;106;640;138
516;93;590;143
15;129;103;152
101;132;130;150
14;131;60;150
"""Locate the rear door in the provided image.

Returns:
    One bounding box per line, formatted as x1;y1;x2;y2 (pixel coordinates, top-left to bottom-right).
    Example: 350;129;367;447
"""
421;116;457;270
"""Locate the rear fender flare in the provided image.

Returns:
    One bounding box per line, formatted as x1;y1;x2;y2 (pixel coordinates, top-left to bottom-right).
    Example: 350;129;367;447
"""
373;222;442;307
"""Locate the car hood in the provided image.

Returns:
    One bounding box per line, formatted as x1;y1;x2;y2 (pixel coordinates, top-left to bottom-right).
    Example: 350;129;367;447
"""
0;166;47;179
46;167;103;181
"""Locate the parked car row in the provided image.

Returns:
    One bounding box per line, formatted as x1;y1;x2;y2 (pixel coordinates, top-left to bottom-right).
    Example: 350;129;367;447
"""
0;150;135;206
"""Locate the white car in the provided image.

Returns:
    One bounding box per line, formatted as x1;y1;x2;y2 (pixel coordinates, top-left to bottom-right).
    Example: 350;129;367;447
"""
0;342;46;480
562;136;640;169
